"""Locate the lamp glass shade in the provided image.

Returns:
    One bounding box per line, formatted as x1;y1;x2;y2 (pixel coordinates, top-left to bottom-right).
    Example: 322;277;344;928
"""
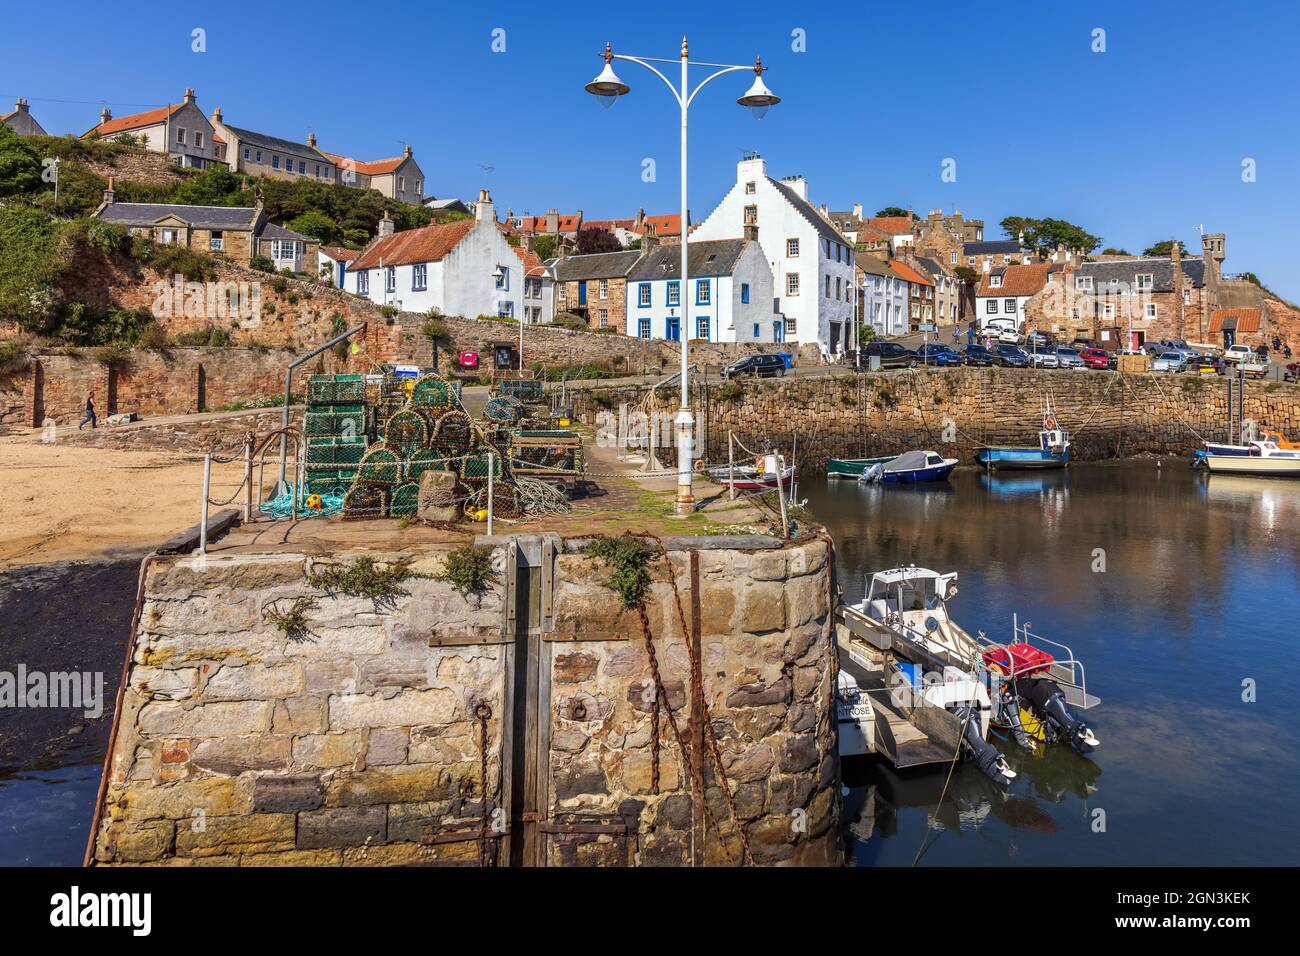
585;62;630;103
737;75;780;119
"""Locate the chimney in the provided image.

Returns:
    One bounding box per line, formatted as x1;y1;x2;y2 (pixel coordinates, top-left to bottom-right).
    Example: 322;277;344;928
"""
307;131;316;147
15;98;28;114
744;223;759;242
183;87;196;105
852;202;862;219
99;106;112;126
403;145;412;158
642;225;659;251
783;176;808;201
102;177;115;206
546;209;558;234
211;107;222;124
378;209;395;236
474;189;495;223
738;152;767;183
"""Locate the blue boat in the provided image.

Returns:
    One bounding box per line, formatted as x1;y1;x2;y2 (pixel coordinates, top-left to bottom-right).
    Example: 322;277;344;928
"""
976;404;1072;470
1202;442;1252;457
859;450;958;484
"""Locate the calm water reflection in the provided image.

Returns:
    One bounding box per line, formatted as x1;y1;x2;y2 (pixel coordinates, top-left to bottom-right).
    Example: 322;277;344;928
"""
806;461;1300;866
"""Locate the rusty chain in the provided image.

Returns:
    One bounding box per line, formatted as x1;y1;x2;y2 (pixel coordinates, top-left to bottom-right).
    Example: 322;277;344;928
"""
475;700;493;868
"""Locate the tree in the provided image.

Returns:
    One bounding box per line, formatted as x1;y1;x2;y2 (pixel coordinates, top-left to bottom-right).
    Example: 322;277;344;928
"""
421;316;448;371
954;265;979;285
1001;215;1102;257
875;207;916;219
288;210;340;245
0;123;43;198
576;227;620;255
1143;239;1177;256
531;234;558;261
1101;247;1131;256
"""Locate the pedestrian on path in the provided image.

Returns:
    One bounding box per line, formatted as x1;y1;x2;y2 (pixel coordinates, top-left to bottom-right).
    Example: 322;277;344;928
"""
78;390;97;430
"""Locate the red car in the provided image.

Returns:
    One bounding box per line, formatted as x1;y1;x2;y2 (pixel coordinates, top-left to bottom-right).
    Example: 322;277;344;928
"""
1079;347;1111;370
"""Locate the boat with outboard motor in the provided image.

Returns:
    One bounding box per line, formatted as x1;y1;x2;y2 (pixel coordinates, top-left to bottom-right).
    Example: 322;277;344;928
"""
705;452;794;491
975;400;1071;470
836;566;1100;785
858;450;958;484
1202;440;1300;477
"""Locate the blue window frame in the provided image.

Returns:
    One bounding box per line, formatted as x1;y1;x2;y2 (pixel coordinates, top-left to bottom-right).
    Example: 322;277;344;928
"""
667;281;680;306
753;323;760;338
696;280;710;305
696;316;709;340
638;283;651;307
357;271;369;295
412;263;427;291
638;318;651;339
741;282;750;304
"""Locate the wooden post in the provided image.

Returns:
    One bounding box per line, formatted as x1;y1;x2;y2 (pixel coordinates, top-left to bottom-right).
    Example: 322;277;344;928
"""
775;455;789;540
727;431;735;501
199;454;211;556
486;450;495;536
243;433;254;523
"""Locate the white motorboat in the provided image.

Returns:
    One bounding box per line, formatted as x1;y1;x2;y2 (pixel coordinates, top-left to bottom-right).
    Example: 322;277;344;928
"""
1204;440;1300;477
836;566;1100;783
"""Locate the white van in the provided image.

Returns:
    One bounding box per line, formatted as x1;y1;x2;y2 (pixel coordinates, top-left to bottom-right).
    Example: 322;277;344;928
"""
1223;344;1255;364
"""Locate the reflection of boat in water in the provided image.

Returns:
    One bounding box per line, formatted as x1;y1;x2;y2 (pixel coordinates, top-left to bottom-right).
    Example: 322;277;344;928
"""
980;469;1069;498
837;566;1101;787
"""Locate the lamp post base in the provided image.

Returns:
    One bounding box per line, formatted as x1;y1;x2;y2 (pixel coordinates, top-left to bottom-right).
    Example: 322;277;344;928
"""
675;405;695;515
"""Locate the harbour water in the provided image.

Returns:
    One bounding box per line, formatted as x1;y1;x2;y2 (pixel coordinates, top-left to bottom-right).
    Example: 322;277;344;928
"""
808;461;1300;866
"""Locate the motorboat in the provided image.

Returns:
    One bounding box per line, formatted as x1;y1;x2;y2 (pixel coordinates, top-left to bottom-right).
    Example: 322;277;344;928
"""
836;566;1100;785
975;401;1070;470
826;455;895;480
706;452;794;491
1203;440;1300;477
858;450;958;484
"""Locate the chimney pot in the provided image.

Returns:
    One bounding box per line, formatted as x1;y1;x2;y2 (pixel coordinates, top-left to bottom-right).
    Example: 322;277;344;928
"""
183;88;195;104
403;145;412;157
99;106;112;125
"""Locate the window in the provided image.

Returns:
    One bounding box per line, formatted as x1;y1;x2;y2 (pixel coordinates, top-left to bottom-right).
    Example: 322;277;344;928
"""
255;150;263;163
498;301;514;319
298;160;306;174
1136;273;1154;292
638;318;651;338
667;281;679;306
271;240;299;261
195;131;204;148
835;277;842;298
1076;276;1093;290
1183;288;1192;305
160;228;179;245
315;164;321;177
638;283;651;307
599;278;609;299
1145;303;1157;319
358;271;369;294
243;147;250;160
950;251;957;263
786;238;799;257
209;231;223;251
987;300;999;314
825;275;831;297
745;181;756;194
412;263;427;291
415;180;422;195
385;266;396;293
990;275;1003;288
1004;299;1015;313
696;317;709;340
697;281;710;305
599;309;608;328
176;128;186;145
753;323;760;337
1103;302;1116;318
398;176;405;192
786;273;800;296
272;155;280;170
744;205;758;225
741;283;750;304
785;317;796;336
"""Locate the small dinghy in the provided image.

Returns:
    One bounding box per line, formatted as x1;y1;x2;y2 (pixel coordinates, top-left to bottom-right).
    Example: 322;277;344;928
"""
707;453;794;491
975;400;1070;471
858;450;958;484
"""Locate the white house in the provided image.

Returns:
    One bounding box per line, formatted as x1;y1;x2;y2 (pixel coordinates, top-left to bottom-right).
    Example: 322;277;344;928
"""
857;255;910;337
624;238;777;343
345;190;523;319
975;263;1051;332
515;246;555;325
690;154;856;355
82;88;219;170
319;246;358;287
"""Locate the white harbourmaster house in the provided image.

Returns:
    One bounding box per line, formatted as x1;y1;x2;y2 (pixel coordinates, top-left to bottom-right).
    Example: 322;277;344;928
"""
624;238;778;343
345;190;523;319
690;153;856;355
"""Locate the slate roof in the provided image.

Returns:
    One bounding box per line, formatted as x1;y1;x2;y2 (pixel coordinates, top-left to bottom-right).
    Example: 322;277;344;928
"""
915;256;953;280
963;240;1022;256
856;256;895;279
222;124;329;159
348;219;477;271
1074;257;1206;292
551;250;643;281
626;240;748;281
977;263;1051;297
766;178;847;247
96;203;258;230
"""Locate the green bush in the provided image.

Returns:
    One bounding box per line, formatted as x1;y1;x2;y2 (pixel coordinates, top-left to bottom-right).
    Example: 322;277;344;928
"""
717;381;744;403
584;535;656;610
0;335;34;378
174;326;232;347
438;545;496;593
249;255;275;273
550;313;587;332
94;343;129;369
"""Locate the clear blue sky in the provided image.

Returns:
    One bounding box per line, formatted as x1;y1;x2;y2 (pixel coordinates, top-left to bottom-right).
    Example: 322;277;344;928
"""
4;0;1298;297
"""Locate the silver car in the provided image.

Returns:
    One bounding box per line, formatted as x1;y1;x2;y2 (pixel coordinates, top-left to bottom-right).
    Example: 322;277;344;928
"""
1054;346;1086;369
1026;346;1059;368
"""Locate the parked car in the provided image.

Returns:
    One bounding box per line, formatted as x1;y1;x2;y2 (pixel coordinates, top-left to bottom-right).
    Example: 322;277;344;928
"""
722;354;786;379
982;319;1022;344
1192;354;1225;375
993;344;1031;368
1079;347;1111;370
915;344;963;366
1024;330;1051;348
1152;351;1189;372
859;341;918;369
1142;342;1165;357
1054;346;1086;369
1223;344;1256;364
962;344;996;367
1026;344;1060;369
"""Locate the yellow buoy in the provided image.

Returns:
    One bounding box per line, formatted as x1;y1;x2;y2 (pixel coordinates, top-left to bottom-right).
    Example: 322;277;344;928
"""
305;493;324;512
470;508;489;522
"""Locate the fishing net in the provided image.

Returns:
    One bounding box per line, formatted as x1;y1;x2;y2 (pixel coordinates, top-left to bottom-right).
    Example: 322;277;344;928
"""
410;374;452;410
389;482;421;517
405;447;449;482
483;395;523;424
358;445;401;484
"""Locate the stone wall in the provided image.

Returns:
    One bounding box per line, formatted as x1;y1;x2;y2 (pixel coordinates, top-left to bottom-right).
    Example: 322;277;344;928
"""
570;368;1300;465
91;535;839;867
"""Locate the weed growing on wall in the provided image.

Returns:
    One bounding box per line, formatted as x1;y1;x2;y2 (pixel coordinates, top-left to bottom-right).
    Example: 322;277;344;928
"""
262;596;318;642
438;544;496;593
584;535;655;610
307;556;423;602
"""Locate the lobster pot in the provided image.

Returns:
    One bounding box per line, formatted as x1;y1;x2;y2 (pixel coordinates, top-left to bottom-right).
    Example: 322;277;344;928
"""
307;374;336;405
484;483;521;520
357;445;402;485
499;378;544;404
382;410;428;459
459;448;503;483
306;468;358;496
483;395;523;425
342;483;388;520
405;447;449;483
410;375;452;411
306;404;365;438
430;410;472;448
389;482;421;517
333;374;364;403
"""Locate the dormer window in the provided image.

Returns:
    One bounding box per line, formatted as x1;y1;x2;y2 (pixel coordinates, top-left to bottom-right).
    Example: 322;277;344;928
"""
990;275;1003;288
1135;273;1154;292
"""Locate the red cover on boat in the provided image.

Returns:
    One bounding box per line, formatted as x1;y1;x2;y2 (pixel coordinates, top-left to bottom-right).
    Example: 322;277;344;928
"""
982;643;1054;676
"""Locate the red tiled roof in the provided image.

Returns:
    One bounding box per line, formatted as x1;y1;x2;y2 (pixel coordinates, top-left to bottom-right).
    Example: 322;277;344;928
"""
888;260;933;286
348;220;476;271
82;103;181;139
519;214;581;234
354;155;406;175
1210;308;1262;333
511;243;543;274
583;218;636;232
977;263;1051;297
640;213;681;237
320;246;360;262
862;216;914;236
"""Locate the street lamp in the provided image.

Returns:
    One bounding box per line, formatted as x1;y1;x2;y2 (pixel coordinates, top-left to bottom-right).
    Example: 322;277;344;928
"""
585;38;778;514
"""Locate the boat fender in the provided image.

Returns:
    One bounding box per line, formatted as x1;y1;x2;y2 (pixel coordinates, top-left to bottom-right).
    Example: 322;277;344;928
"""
1015;677;1100;753
957;705;1016;786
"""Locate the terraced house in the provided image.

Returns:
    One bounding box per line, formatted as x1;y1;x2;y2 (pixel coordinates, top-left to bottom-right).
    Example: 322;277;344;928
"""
551;249;643;331
207;110;338;184
83;88;218;169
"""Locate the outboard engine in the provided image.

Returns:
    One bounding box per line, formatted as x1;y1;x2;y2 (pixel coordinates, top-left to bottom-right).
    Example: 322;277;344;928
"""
1015;677;1100;754
956;705;1016;786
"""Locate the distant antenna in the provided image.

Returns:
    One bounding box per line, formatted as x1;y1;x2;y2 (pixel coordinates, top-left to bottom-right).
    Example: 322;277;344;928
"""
480;163;496;175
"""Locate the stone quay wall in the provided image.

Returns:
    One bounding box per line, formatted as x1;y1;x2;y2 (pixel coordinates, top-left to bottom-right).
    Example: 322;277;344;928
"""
571;368;1300;465
91;535;839;867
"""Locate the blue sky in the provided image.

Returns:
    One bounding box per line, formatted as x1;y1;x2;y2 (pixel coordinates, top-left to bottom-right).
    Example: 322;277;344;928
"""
4;0;1299;297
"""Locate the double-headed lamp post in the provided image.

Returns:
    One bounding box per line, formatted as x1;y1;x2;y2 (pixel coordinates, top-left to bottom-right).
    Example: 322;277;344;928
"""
586;37;779;514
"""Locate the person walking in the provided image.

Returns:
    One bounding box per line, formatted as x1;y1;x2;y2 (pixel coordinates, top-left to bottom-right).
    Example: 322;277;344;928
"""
78;389;97;430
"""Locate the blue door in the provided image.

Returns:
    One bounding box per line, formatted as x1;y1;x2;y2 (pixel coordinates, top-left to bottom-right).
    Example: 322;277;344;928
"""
666;318;680;341
774;321;784;343
578;281;587;305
